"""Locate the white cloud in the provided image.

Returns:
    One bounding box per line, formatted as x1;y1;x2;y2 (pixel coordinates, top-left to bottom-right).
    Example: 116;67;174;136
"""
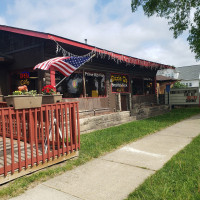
0;16;7;25
3;0;199;67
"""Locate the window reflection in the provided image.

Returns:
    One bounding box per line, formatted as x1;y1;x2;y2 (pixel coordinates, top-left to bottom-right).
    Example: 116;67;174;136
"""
85;72;106;97
132;77;155;95
55;71;106;98
56;72;83;98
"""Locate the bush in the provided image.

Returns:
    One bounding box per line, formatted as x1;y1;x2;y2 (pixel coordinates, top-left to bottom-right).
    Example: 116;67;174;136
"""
172;81;187;88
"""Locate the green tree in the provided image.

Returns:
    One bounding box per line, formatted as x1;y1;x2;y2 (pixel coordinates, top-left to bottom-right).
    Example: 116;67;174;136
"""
172;81;187;88
131;0;200;60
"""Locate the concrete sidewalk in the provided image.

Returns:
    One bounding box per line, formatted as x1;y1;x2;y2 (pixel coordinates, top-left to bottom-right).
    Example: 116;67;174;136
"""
11;114;200;200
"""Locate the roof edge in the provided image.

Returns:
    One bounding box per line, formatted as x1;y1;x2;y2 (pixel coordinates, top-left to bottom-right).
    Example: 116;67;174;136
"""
0;25;174;69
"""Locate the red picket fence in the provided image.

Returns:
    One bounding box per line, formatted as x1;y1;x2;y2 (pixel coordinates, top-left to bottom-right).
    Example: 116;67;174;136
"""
0;102;80;179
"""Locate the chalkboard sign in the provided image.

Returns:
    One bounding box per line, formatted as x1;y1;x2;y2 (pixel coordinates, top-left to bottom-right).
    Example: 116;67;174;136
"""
111;74;129;93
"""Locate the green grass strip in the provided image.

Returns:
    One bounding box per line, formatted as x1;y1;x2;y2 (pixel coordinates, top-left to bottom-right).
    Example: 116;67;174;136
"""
127;131;200;200
0;107;200;199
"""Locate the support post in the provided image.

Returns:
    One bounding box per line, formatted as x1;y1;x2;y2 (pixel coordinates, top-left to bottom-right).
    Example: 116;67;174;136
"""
82;69;86;97
50;67;56;87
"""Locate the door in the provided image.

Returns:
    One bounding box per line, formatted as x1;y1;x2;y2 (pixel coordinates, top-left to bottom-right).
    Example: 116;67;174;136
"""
121;95;128;111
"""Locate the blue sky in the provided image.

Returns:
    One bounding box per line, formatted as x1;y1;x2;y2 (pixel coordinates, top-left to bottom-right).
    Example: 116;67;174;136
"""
0;0;199;67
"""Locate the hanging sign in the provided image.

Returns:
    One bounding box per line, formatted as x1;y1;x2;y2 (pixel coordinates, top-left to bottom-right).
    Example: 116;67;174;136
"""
111;74;129;93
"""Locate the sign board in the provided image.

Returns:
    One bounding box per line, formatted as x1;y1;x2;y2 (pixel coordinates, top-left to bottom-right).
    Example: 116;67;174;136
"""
165;87;199;105
166;84;170;93
111;74;129;93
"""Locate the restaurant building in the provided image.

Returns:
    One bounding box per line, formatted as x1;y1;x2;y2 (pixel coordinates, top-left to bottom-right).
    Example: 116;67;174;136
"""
0;25;174;113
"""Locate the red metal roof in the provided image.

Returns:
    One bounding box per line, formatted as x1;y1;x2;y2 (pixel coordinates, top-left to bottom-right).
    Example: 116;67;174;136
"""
0;25;174;69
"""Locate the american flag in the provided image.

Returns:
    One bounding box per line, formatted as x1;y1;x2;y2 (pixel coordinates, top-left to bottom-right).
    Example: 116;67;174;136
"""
34;56;93;77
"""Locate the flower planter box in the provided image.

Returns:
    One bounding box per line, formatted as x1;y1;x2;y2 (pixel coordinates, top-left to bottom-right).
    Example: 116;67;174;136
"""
42;94;63;104
5;95;42;109
0;95;4;102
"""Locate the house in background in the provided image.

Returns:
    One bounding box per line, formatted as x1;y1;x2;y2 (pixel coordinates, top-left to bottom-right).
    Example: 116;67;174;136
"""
156;75;178;94
157;68;177;79
157;65;200;89
175;65;200;88
156;75;178;104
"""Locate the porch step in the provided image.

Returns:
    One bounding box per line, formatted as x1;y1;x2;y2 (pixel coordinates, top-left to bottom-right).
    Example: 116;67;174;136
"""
80;111;136;134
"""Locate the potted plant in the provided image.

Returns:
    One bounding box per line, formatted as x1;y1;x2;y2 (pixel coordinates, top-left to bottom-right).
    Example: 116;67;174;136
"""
0;95;4;102
4;85;42;109
42;85;62;104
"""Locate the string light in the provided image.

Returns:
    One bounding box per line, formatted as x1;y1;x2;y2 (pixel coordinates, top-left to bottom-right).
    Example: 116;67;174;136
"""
49;36;171;70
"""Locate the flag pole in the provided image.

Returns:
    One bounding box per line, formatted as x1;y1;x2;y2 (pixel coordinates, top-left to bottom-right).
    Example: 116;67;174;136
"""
55;76;67;88
55;54;96;88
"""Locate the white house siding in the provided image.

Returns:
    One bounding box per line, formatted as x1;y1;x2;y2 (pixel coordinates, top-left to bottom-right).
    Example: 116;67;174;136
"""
180;80;199;87
157;66;200;91
157;69;176;78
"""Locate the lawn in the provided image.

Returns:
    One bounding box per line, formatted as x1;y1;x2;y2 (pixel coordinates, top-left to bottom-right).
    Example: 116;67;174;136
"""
126;133;200;200
0;107;200;199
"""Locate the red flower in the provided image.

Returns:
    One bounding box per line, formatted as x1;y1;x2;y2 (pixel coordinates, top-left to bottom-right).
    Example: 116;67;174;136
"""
42;85;56;95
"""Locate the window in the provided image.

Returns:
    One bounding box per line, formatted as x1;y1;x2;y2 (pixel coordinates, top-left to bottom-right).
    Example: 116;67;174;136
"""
10;71;38;93
189;83;192;87
132;77;155;95
55;71;106;98
132;78;143;95
56;72;83;98
85;72;106;97
186;83;188;86
143;78;155;95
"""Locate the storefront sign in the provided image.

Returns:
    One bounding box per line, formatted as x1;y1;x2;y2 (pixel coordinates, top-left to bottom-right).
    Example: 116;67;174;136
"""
85;72;105;78
186;96;197;102
111;74;129;93
20;79;30;86
19;72;30;86
20;72;30;79
166;88;199;105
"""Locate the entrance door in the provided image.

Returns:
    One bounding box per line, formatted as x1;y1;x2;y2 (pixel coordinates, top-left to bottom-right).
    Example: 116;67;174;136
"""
121;95;128;111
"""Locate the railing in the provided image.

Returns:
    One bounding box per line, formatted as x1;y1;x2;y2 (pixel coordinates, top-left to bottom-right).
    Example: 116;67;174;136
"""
0;102;80;178
0;102;7;108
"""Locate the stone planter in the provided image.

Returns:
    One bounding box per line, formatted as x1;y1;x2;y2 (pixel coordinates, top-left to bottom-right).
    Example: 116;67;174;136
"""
4;95;42;109
42;94;63;104
0;95;4;102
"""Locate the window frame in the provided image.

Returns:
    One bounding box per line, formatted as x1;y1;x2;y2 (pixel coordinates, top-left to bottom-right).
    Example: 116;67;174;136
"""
132;76;156;96
84;70;107;97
